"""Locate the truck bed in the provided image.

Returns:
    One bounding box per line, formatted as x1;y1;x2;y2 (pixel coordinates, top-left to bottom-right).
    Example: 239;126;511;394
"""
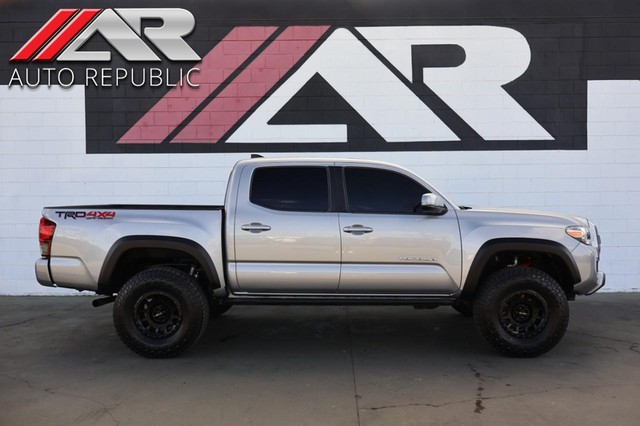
39;204;226;292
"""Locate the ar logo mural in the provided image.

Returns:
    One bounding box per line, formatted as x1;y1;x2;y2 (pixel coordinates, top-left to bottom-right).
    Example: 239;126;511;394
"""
11;8;199;62
113;25;555;150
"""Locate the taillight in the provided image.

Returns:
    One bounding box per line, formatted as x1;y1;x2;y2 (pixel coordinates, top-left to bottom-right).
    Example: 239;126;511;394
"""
39;217;56;258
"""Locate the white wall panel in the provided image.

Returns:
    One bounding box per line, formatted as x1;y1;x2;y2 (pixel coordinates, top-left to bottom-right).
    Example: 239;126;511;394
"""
0;80;638;294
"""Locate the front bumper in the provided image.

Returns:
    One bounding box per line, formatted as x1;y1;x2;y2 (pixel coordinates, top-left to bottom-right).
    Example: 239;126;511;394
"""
572;221;605;295
574;271;606;295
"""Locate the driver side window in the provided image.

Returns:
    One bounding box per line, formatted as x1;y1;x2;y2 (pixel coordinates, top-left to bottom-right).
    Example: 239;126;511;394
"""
344;167;428;214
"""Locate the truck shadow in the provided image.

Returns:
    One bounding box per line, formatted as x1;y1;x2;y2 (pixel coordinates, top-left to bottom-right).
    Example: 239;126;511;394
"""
199;305;490;359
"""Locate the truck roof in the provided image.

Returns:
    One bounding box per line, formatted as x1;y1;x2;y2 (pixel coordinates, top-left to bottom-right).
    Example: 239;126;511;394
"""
236;156;402;168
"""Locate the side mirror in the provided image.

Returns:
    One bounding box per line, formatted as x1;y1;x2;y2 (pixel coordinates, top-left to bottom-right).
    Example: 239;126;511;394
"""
421;193;448;215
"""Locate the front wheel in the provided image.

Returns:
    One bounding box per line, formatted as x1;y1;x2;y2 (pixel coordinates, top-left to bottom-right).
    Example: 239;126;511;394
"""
473;267;569;357
113;267;209;358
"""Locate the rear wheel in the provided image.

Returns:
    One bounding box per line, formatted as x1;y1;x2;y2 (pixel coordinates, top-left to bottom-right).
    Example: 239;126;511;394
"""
473;267;569;357
113;267;209;358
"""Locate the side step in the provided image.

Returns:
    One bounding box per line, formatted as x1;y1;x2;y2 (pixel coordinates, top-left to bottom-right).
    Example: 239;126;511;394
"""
223;296;455;307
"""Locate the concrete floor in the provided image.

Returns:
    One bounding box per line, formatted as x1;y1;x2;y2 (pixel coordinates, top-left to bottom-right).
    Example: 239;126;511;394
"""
0;294;639;426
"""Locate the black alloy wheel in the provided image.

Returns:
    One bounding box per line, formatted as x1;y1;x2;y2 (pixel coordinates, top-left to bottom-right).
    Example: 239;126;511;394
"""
134;292;183;339
499;290;548;339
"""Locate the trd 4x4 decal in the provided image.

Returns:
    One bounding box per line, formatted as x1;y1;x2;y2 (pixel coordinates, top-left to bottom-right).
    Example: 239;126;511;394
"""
55;211;116;220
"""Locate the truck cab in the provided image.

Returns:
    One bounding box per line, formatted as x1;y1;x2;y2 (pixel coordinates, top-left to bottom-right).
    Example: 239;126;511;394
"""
225;158;460;296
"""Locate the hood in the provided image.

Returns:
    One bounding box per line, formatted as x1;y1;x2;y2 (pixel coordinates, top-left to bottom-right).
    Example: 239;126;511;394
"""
458;207;588;227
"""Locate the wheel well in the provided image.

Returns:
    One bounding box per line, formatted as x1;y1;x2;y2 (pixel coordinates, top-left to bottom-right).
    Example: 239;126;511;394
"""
98;236;221;298
471;250;576;300
99;247;214;301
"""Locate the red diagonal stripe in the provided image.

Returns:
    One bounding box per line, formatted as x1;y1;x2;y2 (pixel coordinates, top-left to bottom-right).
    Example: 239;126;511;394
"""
117;26;278;144
172;25;330;143
10;9;78;62
33;9;101;62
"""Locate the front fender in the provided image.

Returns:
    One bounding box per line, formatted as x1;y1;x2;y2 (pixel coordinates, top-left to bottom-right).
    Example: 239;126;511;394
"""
460;238;581;298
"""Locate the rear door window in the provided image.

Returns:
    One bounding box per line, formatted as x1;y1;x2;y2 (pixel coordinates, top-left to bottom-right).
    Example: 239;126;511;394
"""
250;167;329;212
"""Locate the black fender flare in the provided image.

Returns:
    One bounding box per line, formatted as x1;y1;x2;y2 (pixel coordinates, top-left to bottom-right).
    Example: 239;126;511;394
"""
97;236;221;294
460;238;581;299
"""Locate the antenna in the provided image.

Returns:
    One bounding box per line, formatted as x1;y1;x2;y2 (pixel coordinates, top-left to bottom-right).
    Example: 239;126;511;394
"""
251;154;264;159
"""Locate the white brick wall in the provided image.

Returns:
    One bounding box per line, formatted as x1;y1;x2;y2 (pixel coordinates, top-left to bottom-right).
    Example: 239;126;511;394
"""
1;80;639;294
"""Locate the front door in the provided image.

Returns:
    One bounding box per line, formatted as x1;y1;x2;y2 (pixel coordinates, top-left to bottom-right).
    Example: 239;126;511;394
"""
338;166;462;295
233;164;341;293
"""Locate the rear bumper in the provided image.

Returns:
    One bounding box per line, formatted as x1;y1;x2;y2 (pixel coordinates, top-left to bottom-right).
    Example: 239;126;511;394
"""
574;271;606;295
35;258;55;287
35;256;97;291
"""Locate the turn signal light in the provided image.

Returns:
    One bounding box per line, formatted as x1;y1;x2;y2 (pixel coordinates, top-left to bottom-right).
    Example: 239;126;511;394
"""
566;226;590;245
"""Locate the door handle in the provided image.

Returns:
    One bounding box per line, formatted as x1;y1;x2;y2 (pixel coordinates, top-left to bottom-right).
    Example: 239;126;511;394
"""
241;223;271;233
343;224;373;234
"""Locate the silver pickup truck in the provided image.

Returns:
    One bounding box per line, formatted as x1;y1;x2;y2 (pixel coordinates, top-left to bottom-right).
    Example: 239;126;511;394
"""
35;157;605;358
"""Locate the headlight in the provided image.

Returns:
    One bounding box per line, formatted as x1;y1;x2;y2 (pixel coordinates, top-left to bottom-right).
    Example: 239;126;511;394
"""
566;226;591;245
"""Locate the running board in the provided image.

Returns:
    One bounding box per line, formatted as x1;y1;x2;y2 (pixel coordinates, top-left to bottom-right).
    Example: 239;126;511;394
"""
222;296;455;307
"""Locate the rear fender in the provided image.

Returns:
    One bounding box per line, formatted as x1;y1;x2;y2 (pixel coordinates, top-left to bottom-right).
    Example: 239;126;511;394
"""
98;236;221;295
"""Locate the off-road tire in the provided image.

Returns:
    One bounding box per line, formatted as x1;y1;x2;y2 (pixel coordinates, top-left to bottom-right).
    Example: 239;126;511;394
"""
473;267;569;357
113;267;209;358
210;304;232;319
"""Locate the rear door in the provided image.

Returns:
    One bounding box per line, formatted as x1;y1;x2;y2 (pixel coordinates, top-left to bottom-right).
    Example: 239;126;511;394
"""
232;164;341;293
338;165;462;295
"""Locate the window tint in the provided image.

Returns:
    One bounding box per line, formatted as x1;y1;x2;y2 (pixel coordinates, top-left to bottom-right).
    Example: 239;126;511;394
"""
251;167;329;212
345;168;427;214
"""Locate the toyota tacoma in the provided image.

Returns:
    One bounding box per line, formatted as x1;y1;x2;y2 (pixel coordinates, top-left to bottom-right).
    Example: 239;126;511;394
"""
35;157;605;358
